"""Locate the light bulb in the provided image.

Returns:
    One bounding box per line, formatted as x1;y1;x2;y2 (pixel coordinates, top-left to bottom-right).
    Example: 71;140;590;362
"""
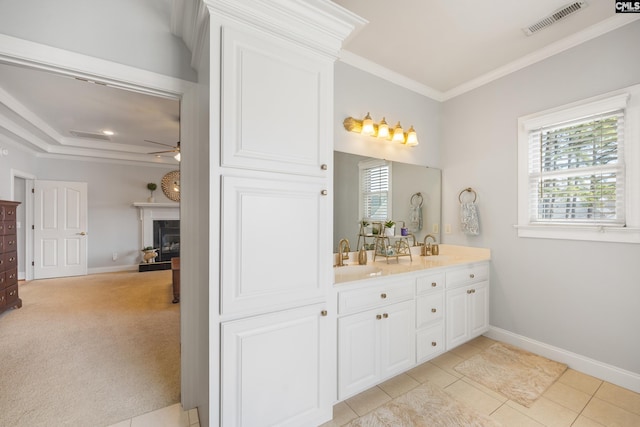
392;122;405;143
377;117;389;139
406;126;418;146
174;152;181;161
362;112;375;135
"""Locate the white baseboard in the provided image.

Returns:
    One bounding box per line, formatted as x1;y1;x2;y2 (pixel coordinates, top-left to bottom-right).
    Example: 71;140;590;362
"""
88;265;139;275
486;326;640;394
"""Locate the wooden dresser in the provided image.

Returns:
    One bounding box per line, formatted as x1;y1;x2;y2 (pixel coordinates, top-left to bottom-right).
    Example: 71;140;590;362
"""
0;200;21;314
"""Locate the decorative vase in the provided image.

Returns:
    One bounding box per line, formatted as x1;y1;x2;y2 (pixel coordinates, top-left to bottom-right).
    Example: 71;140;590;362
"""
142;249;158;263
385;227;394;237
147;196;155;203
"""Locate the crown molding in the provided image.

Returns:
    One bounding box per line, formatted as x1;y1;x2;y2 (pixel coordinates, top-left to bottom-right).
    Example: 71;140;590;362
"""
339;15;640;102
338;50;445;102
442;14;640;100
203;0;366;59
171;0;211;71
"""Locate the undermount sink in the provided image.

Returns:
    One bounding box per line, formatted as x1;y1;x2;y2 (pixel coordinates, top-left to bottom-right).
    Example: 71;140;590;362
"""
334;264;383;281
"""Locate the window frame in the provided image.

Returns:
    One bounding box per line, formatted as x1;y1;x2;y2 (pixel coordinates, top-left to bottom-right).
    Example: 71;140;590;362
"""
517;86;640;243
358;158;392;223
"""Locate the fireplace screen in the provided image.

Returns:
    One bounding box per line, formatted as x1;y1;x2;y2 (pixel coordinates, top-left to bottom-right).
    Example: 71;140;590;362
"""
153;220;180;262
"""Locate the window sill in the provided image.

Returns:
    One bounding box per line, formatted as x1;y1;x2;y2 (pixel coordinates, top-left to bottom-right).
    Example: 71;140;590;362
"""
514;224;640;244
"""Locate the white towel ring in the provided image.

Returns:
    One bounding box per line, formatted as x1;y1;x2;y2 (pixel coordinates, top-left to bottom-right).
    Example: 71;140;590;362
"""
458;187;477;204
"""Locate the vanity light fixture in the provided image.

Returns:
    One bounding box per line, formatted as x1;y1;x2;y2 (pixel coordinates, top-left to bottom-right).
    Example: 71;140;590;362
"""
343;113;418;146
174;152;181;161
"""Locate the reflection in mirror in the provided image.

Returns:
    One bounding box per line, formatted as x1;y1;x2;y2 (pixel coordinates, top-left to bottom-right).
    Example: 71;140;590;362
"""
334;151;441;252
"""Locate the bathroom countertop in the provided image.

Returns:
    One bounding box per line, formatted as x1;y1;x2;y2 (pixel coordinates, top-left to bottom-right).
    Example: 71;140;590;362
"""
333;244;490;285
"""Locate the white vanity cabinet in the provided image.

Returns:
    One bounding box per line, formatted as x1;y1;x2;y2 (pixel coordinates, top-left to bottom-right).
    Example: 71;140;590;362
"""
445;262;490;350
337;279;415;400
415;272;446;362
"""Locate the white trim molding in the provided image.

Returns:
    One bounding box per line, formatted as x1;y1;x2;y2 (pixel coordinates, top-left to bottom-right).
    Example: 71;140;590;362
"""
487;326;640;394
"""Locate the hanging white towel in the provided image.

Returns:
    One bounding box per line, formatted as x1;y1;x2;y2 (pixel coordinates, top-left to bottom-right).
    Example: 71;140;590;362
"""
460;202;480;235
409;204;422;232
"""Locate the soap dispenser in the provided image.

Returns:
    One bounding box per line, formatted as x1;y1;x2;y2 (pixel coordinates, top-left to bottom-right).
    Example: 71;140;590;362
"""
358;246;368;265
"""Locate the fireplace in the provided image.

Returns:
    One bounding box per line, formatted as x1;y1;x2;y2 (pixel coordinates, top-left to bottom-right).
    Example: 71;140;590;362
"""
154;220;180;262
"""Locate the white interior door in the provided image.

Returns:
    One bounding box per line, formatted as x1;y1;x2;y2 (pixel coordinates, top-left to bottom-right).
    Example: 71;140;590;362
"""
33;180;88;279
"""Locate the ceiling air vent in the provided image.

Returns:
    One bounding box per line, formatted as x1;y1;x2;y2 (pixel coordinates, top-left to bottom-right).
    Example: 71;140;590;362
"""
69;130;112;141
523;1;587;36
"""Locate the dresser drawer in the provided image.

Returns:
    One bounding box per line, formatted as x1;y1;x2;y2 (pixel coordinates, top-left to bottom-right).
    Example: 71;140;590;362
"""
416;272;445;295
338;279;414;315
6;268;17;287
0;289;5;308
3;204;17;220
0;235;17;253
4;221;16;235
446;262;489;289
5;251;17;270
416;323;444;362
416;293;444;329
5;284;18;306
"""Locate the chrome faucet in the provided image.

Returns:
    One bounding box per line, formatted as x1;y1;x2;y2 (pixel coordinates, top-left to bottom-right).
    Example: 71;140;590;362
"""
422;234;436;256
336;238;351;267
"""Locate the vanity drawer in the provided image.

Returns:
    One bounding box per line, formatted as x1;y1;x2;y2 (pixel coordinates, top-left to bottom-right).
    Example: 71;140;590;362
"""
416;323;444;362
5;284;18;306
416;272;445;294
446;262;489;289
338;280;414;315
416;293;444;329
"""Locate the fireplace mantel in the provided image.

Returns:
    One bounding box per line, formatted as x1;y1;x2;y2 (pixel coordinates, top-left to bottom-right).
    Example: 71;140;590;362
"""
133;202;179;250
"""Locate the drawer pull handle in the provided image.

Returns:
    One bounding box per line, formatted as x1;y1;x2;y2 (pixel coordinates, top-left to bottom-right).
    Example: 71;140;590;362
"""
470;273;475;279
376;314;382;320
380;293;387;299
383;313;388;318
321;164;328;170
321;190;328;196
431;282;437;287
9;257;15;262
431;308;437;313
431;341;437;347
320;310;327;316
467;289;472;294
9;290;15;296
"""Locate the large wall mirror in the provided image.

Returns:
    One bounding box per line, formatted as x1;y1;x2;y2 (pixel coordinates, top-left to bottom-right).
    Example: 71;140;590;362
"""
334;151;441;252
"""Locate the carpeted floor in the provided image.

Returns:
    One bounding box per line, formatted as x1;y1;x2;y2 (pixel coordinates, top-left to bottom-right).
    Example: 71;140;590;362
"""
454;342;567;407
0;270;180;427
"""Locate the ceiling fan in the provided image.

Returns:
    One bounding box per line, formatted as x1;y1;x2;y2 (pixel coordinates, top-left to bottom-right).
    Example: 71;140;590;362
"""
146;139;181;161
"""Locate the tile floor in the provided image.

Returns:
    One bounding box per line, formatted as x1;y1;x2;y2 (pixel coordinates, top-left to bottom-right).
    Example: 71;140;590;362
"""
106;403;199;427
106;336;640;427
322;336;640;427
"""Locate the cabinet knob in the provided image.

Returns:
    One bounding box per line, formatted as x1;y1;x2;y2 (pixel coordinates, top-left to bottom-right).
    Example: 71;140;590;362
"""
431;282;437;287
376;314;382;320
431;341;437;347
431;308;437;313
321;190;328;196
383;313;389;318
380;293;387;299
320;310;327;316
470;273;475;279
471;289;476;293
320;164;328;170
467;289;472;294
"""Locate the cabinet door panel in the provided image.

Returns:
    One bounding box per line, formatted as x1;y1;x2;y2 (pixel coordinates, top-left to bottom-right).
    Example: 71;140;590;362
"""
221;176;327;314
380;300;415;379
446;286;470;350
469;281;489;338
221;26;330;176
338;309;379;400
222;304;331;427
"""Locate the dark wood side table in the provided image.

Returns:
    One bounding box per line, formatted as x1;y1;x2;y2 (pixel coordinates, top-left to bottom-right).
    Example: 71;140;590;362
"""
171;257;180;304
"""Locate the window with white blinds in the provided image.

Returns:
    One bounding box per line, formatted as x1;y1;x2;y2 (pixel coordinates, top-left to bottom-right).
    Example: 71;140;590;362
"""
528;109;625;225
359;159;392;222
517;89;640;243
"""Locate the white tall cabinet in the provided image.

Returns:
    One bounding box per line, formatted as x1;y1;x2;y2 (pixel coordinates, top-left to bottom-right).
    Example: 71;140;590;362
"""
207;1;364;426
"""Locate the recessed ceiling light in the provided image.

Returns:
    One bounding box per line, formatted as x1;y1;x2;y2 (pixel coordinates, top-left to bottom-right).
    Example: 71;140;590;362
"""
102;130;115;136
